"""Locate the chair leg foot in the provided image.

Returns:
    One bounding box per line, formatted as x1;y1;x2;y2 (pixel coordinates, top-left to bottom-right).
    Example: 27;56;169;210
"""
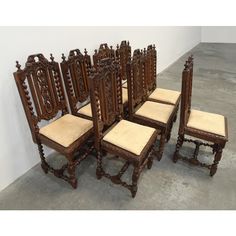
131;186;137;198
210;146;223;177
172;134;184;163
41;162;49;174
157;134;165;161
96;151;103;180
131;166;139;198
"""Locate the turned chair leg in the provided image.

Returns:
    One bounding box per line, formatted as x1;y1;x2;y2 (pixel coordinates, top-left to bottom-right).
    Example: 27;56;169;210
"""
67;155;77;189
96;150;103;180
166;121;174;143
210;145;223;177
37;143;49;174
173;134;184;163
131;166;140;198
157;133;166;161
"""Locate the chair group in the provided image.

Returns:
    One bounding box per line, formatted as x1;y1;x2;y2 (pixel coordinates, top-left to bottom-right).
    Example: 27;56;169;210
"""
13;41;228;197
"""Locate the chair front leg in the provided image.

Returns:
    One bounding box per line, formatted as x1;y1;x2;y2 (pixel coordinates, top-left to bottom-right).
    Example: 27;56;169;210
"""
67;154;77;189
173;134;184;163
210;145;223;176
96;150;103;180
157;132;166;161
131;165;140;198
37;142;49;174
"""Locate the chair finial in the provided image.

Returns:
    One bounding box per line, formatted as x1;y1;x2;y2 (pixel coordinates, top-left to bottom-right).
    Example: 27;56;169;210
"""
61;53;66;61
16;61;21;71
50;53;54;62
84;48;88;55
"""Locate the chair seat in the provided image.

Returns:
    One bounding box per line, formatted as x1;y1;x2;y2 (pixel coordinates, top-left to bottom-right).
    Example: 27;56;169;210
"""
187;109;226;137
103;120;156;155
149;88;181;105
78;103;92;118
39;114;93;147
135;101;175;124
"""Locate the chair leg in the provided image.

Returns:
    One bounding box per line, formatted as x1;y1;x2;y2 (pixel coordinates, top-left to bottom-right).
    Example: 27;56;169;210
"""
210;145;223;177
157;133;166;161
131;166;140;198
96;150;103;180
67;154;77;189
37;143;49;174
173;134;184;163
166;121;174;143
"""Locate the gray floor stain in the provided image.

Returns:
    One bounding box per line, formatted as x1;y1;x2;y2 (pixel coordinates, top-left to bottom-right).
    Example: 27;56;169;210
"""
0;43;235;210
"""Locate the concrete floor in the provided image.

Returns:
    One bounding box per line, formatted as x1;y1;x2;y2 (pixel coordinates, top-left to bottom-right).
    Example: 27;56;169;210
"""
0;43;235;210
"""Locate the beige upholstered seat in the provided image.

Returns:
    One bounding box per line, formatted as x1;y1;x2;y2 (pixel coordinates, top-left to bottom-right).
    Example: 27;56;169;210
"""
103;119;156;155
122;88;128;104
135;101;175;124
187;109;226;137
78;103;92;117
149;88;181;105
39;114;93;147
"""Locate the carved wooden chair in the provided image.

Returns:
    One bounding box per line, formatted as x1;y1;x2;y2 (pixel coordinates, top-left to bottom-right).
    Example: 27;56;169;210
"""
60;49;92;120
173;56;228;176
127;49;177;161
144;45;181;121
93;43;128;112
89;58;158;198
13;54;93;188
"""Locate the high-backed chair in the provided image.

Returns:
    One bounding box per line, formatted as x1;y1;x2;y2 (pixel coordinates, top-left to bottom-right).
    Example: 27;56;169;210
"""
145;45;181;120
173;56;228;176
89;58;158;198
60;49;92;120
127;49;177;161
13;54;93;188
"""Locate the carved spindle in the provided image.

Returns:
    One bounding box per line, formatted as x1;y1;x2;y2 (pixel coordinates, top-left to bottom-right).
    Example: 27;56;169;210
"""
16;61;21;71
50;53;54;62
61;53;66;62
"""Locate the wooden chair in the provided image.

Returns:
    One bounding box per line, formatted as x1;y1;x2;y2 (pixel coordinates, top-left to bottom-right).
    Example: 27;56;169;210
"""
60;49;92;120
173;56;228;176
144;45;181;122
89;58;158;198
13;54;93;188
127;49;177;161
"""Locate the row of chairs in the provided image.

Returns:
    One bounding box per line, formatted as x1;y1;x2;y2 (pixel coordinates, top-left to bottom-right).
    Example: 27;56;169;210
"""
13;41;228;198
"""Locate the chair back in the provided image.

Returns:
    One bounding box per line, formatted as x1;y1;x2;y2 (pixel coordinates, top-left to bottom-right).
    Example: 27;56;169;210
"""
89;58;123;149
116;40;131;81
127;49;146;116
179;55;194;133
13;54;68;142
60;49;91;115
144;44;157;93
93;43;115;69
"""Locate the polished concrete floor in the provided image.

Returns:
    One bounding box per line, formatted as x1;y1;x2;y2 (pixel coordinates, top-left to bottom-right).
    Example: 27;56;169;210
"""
0;43;235;210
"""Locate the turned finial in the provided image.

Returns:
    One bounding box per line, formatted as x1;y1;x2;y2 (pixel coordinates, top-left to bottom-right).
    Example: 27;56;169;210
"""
94;49;97;54
116;44;119;50
84;48;88;55
16;61;21;71
50;53;54;62
61;53;66;61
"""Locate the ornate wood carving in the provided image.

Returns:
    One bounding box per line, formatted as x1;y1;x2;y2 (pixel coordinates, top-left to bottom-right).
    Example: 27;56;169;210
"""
116;40;131;81
60;49;92;115
173;56;228;176
93;43;115;70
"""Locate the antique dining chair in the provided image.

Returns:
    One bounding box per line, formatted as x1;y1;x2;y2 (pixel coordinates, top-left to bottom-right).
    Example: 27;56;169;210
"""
173;56;228;176
60;49;92;120
144;45;181;121
89;58;158;198
13;54;93;188
93;43;128;112
127;49;177;161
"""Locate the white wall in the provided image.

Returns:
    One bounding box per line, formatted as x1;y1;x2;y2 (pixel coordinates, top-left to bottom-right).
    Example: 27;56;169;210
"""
202;26;236;43
0;26;201;191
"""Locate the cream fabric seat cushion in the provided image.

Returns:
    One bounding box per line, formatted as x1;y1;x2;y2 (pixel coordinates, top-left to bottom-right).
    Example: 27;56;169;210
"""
103;120;156;156
122;88;128;104
39;114;93;147
149;88;181;105
135;101;175;124
78;103;92;117
187;109;225;137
